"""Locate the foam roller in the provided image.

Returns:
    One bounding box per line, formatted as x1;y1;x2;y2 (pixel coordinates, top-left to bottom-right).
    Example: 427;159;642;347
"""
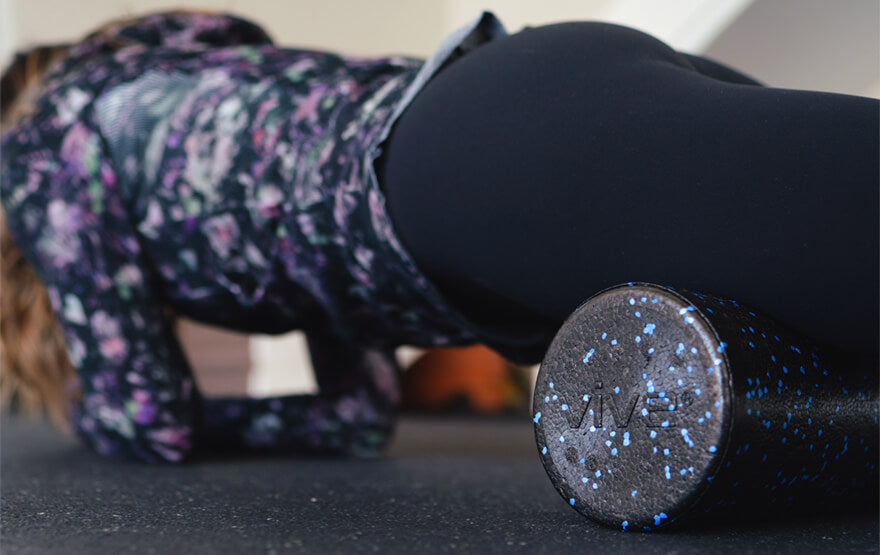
533;283;878;531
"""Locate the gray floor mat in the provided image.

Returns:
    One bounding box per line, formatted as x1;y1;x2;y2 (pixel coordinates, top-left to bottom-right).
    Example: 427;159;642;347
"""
2;415;876;553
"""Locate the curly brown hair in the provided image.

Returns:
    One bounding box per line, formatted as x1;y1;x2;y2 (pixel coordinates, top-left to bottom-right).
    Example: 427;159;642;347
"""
1;44;77;428
1;11;225;428
1;10;241;429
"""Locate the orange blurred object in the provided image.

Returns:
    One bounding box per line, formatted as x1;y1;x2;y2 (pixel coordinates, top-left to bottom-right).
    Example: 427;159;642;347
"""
400;344;523;414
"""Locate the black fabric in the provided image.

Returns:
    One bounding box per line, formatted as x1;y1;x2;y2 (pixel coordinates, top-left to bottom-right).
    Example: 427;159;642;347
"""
3;415;878;553
377;21;880;360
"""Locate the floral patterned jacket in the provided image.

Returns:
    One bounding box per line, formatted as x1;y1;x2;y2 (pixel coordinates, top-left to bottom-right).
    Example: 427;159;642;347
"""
1;12;549;463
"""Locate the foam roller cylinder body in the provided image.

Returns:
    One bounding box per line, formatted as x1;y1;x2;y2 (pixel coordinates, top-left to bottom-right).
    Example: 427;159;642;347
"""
533;283;878;531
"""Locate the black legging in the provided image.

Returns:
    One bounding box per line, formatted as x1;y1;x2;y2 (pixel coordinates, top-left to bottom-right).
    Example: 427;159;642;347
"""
376;21;879;359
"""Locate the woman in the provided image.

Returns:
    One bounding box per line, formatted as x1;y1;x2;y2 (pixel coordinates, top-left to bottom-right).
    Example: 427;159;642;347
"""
2;11;876;463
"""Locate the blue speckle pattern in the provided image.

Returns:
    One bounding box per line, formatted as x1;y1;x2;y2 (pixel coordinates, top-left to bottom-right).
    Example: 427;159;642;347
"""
583;348;596;363
536;283;730;531
534;283;877;532
672;286;878;518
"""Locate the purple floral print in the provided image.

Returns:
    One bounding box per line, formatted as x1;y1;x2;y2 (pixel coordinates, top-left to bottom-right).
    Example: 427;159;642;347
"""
1;12;523;463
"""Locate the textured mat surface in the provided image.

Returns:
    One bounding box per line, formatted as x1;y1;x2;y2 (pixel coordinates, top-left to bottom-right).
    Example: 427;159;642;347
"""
2;415;877;553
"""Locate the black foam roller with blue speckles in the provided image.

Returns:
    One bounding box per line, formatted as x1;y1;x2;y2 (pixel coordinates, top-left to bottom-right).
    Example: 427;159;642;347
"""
533;283;878;531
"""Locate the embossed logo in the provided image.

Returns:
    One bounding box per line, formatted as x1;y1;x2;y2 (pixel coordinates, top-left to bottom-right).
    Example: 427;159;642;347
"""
562;382;681;429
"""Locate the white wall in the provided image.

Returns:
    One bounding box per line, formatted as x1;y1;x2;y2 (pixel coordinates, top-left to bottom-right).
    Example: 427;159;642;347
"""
704;0;879;96
0;0;15;69
6;0;877;95
2;0;448;65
